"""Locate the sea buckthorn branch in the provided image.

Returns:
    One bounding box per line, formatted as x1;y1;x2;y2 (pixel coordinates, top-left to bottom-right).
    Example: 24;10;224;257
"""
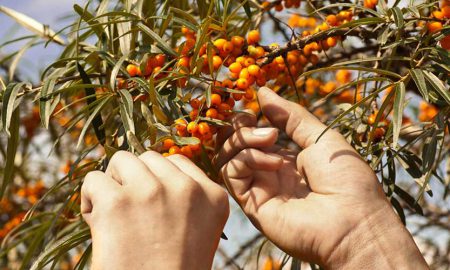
260;26;378;65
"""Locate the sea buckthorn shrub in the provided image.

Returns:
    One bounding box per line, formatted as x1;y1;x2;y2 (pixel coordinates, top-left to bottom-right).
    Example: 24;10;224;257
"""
0;0;449;268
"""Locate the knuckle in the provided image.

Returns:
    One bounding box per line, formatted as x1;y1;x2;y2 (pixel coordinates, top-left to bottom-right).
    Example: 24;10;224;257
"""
110;151;132;166
139;150;160;161
139;182;163;201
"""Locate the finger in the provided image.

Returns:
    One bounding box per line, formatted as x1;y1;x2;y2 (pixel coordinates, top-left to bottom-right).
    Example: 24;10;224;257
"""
216;112;257;151
220;148;283;202
81;171;121;224
257;86;348;149
166;154;216;188
296;143;377;194
215;127;279;169
105;151;157;188
138;151;185;184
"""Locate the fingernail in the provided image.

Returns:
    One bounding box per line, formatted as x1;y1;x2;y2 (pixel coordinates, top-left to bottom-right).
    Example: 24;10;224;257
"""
252;128;276;136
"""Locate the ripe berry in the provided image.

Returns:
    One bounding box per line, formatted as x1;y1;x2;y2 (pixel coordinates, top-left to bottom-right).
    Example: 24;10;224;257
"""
231;36;245;48
169;145;181;155
212;55;223;70
210;93;222;106
126;64;141;77
190;98;201;109
229;62;242;73
440;35;450;50
222;79;234;89
189;109;199;120
213;38;227;50
175;119;187;132
205;108;218;118
443;6;450;18
427;22;443;33
223;41;234;54
248;65;261;77
247;30;261;44
326;15;338;26
180;145;193;158
187;121;199;133
236;78;249;90
336;70;352;84
162;138;175;150
198;122;210;135
155;54;166;66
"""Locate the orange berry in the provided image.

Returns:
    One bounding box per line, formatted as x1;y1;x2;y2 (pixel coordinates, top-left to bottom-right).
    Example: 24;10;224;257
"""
162;152;170;157
239;68;250;79
229;62;242;73
205;108;218;118
232;93;243;101
169;145;181;155
433;10;445;20
244;88;255;100
126;64;140;77
175;119;187;132
326;15;338;26
427;22;443;33
226;98;235;108
326;37;338;47
336;70;352;84
198;122;210;135
222;78;234;89
248;64;261;77
210;93;222;106
177;56;190;68
231;36;245;47
213;38;227;50
223;41;234;54
275;3;283;11
244;57;256;67
247;30;261;44
190;143;200;152
236;78;249;90
189;109;199;120
440;35;450;50
162;138;175;150
155;54;166;66
443;6;450;18
180;145;193;158
187;121;199;133
217;103;231;115
190;98;201;109
212;55;223;70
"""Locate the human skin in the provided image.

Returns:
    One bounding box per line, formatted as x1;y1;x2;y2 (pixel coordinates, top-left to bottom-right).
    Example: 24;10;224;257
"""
81;151;229;270
215;86;429;269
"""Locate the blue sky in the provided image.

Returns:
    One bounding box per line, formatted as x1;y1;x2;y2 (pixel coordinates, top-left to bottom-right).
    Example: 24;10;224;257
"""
0;0;83;81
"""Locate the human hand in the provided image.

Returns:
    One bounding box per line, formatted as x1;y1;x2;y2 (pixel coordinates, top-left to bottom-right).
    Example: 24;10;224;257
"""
216;87;428;269
81;151;229;270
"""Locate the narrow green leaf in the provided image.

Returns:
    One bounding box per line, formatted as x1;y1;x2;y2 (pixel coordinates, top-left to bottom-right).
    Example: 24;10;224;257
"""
118;89;135;133
137;22;177;56
39;78;57;129
126;131;145;154
423;70;450;105
2;82;29;135
110;55;127;90
77;63;106;145
422;129;438;172
77;95;112;148
392;7;404;29
392;82;405;149
0;109;19;198
410;69;428;101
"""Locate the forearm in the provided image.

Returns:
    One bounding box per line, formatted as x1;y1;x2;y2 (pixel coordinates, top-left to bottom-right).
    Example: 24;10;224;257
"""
326;203;428;270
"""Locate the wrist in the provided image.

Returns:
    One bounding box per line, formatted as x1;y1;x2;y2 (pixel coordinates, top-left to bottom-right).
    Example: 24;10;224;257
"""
326;200;428;270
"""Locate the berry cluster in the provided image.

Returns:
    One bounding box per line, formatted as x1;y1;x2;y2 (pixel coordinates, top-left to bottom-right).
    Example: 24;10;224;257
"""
427;0;450;50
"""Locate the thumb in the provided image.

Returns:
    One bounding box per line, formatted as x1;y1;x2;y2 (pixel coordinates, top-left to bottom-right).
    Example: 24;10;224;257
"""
257;86;343;149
